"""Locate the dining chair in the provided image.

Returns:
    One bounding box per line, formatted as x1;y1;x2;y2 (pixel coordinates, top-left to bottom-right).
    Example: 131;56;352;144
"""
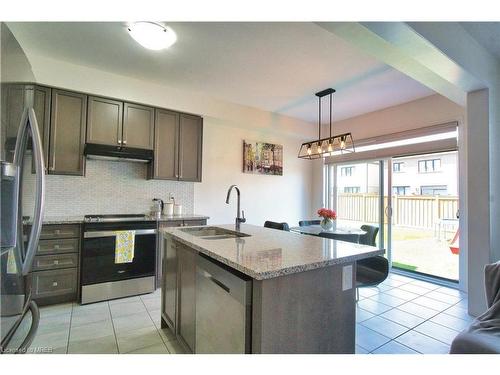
358;225;379;246
298;220;321;227
264;221;290;231
318;232;359;244
355;226;387;301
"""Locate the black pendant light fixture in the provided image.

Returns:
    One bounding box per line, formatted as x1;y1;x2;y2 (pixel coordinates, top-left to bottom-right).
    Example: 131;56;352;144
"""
298;88;355;159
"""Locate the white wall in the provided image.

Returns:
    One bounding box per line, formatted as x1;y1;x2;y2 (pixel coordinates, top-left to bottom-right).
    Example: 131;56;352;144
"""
195;119;312;226
22;54;314;225
466;89;491;315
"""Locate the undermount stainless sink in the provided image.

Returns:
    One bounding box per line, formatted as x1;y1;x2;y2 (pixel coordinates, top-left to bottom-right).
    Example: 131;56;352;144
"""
179;226;251;240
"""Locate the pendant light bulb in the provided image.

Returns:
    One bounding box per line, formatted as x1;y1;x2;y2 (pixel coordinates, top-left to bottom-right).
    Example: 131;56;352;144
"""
317;142;322;154
327;141;333;153
340;136;346;150
307;144;312;156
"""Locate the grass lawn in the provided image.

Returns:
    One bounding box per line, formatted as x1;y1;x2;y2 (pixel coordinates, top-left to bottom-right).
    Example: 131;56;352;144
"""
338;220;459;280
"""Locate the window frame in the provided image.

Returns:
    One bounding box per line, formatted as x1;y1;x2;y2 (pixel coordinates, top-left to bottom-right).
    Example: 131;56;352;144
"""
418;158;441;173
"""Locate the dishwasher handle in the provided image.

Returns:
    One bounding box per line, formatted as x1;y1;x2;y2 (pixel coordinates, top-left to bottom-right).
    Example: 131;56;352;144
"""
202;270;230;294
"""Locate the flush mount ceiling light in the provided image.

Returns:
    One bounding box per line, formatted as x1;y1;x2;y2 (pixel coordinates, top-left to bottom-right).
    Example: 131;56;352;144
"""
298;88;355;159
127;22;177;51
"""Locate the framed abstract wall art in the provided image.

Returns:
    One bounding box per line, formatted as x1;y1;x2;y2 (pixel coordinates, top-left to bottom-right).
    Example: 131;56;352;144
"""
243;140;283;176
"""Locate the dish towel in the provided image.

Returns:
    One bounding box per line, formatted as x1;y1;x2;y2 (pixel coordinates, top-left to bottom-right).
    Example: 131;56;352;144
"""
115;230;135;264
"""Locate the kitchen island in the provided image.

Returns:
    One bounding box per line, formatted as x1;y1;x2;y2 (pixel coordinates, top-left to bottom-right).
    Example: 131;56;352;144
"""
160;224;384;354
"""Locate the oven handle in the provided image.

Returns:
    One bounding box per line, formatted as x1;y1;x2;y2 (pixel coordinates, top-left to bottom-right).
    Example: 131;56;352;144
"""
84;229;156;238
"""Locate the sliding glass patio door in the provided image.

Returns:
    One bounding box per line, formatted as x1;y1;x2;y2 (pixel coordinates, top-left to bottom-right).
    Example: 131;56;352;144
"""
327;154;459;282
326;160;386;250
388;151;459;282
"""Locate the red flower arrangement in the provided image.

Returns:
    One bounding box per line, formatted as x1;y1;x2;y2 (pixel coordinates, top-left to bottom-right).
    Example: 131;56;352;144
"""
317;208;337;220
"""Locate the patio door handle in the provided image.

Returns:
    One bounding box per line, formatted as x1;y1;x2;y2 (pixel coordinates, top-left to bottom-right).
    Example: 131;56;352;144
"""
385;206;393;218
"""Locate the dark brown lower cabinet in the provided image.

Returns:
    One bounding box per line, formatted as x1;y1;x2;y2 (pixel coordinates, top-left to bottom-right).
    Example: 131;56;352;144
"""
31;224;81;305
161;237;178;332
176;243;197;353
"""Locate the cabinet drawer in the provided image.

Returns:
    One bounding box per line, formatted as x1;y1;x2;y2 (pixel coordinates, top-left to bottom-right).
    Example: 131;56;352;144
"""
159;220;184;228
183;219;206;226
40;225;80;239
37;238;79;255
32;269;77;299
33;254;78;271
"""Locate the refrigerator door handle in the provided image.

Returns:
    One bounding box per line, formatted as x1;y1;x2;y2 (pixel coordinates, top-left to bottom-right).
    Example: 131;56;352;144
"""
14;108;45;276
15;301;40;354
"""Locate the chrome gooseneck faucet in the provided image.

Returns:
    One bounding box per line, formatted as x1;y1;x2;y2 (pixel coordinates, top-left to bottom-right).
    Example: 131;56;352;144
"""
226;184;246;231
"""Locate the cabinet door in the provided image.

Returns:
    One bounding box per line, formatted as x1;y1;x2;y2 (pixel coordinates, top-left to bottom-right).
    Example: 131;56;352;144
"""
177;244;196;353
161;237;178;331
123;102;154;149
178;114;203;182
49;90;87;175
157;220;183;288
1;84;50;169
1;84;26;162
151;109;179;180
86;96;123;146
33;86;52;172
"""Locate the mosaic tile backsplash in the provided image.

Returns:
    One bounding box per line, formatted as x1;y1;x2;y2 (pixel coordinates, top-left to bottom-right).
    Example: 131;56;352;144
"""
22;157;194;216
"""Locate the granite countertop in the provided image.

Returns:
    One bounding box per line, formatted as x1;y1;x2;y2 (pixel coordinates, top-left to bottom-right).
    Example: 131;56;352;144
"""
23;214;209;225
162;224;384;280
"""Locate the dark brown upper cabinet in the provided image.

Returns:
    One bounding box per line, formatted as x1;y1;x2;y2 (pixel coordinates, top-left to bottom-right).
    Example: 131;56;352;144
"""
1;84;26;162
86;96;154;150
149;110;202;182
86;96;123;147
178;114;203;182
1;84;51;172
151;109;179;180
123;102;154;150
49;89;87;176
33;85;52;171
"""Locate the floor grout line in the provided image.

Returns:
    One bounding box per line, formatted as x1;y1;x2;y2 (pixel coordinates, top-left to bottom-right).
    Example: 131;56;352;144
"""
64;303;74;354
107;302;120;354
140;293;171;354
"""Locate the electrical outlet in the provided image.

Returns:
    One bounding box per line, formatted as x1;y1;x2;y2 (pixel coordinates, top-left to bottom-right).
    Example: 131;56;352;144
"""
342;265;353;291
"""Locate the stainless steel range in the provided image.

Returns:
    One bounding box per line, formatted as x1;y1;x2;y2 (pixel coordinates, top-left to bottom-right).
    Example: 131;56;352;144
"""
81;214;156;304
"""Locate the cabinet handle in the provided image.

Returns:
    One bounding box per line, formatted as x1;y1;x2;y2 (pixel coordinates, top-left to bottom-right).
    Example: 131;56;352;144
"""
52;281;58;287
50;151;56;171
53;260;59;265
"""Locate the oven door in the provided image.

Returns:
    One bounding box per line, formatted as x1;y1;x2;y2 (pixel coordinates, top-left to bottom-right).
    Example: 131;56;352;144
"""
82;224;156;286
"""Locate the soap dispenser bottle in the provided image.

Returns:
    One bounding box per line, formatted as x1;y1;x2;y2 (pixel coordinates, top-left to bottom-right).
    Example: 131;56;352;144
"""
165;193;174;216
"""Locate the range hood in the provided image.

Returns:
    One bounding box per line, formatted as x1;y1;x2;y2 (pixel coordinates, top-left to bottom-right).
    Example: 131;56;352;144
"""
84;143;153;163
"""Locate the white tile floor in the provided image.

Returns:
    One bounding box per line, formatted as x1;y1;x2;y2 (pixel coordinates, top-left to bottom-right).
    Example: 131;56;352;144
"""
30;272;472;354
31;289;185;354
356;272;471;354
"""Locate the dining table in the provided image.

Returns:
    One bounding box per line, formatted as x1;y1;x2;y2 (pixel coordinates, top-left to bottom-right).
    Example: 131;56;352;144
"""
289;224;366;242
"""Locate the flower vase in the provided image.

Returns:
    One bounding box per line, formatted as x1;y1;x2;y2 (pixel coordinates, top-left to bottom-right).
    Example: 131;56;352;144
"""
320;218;333;231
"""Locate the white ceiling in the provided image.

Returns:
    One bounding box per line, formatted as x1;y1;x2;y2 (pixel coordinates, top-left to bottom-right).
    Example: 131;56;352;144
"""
8;22;434;123
460;22;500;61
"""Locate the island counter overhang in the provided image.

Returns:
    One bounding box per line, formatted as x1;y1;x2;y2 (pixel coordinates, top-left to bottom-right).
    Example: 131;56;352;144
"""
160;224;385;354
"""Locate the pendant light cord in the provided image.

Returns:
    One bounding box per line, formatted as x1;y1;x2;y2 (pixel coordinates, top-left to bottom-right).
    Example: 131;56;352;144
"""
318;95;321;140
329;93;332;139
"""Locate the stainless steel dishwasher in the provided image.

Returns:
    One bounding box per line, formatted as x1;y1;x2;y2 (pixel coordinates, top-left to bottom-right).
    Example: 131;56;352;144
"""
195;253;252;353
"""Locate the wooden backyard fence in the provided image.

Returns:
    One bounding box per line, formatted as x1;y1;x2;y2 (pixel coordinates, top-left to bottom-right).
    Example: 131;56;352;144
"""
336;193;459;230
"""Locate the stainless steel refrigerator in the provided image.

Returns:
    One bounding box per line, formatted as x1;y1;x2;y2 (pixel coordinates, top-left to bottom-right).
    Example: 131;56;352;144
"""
0;106;45;353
